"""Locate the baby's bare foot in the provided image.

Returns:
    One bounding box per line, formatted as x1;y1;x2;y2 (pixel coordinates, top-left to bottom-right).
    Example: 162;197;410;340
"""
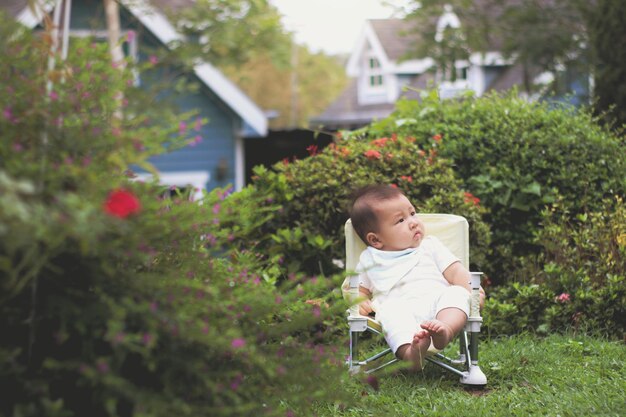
407;329;431;369
420;319;454;350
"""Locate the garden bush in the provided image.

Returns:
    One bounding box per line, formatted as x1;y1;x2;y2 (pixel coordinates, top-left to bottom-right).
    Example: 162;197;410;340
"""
484;196;626;338
205;134;491;278
360;90;626;281
0;15;350;416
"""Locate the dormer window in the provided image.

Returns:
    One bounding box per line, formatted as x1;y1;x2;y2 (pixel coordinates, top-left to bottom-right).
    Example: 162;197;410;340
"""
367;56;384;88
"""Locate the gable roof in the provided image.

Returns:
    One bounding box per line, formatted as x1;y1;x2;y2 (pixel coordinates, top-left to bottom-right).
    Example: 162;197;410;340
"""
346;19;432;78
368;19;420;62
10;0;267;137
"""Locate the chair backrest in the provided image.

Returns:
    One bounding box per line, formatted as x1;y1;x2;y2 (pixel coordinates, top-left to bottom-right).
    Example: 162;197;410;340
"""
343;214;470;301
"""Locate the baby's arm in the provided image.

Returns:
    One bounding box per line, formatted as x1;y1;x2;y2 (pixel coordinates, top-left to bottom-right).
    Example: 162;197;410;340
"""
443;261;486;308
358;286;375;316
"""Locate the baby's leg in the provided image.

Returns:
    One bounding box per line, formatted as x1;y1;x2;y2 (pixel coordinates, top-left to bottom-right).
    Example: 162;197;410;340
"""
396;329;431;369
376;299;432;369
421;307;466;349
422;286;470;349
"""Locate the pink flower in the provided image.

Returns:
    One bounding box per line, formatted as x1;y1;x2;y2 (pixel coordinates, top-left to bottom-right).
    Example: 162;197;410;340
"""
179;121;187;135
231;338;246;349
142;333;153;345
556;293;571;303
149;55;158;65
96;360;109;374
126;30;136;43
49;91;58;101
365;374;379;391
3;107;15;122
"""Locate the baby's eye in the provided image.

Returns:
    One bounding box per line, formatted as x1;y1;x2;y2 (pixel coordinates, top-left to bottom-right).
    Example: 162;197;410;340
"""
410;211;416;216
397;218;404;223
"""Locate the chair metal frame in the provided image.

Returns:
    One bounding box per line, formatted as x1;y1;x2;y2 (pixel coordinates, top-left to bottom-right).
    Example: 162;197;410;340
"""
343;215;487;386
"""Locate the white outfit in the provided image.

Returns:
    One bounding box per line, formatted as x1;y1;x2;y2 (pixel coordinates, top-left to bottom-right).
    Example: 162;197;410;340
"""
357;236;470;353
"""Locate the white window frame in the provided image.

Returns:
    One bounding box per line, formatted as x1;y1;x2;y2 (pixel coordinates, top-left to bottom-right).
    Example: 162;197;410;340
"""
364;53;385;93
134;171;210;201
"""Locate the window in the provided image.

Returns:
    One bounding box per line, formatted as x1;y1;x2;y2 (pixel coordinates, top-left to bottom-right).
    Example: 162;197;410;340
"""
369;74;383;86
366;55;384;88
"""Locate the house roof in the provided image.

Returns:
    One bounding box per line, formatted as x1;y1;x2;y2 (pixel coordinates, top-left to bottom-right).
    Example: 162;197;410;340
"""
310;73;432;129
368;19;420;62
8;0;267;137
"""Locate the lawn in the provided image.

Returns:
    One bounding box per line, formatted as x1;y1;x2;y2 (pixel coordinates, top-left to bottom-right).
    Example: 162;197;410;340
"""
317;333;625;416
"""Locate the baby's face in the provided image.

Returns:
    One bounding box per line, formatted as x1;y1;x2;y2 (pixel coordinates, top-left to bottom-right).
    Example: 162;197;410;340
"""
369;195;425;251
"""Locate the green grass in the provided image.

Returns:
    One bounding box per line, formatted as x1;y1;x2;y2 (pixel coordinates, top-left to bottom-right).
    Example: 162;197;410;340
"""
316;333;626;416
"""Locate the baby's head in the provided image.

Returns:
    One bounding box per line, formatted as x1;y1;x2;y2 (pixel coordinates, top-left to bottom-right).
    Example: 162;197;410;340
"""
349;185;425;251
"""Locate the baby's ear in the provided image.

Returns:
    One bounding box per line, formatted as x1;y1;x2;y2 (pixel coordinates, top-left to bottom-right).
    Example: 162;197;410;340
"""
366;232;383;249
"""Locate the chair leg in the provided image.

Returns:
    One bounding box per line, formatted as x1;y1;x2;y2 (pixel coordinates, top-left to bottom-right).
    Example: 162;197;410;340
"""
459;329;487;386
348;331;360;374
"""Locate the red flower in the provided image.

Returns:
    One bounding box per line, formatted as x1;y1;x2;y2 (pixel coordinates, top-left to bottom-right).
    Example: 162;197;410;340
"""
364;149;382;160
433;134;442;142
463;192;480;206
104;189;141;218
400;175;413;183
371;138;389;147
306;144;318;156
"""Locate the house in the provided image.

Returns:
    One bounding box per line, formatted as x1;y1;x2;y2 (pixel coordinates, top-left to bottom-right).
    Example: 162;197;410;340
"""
311;8;536;131
5;0;268;198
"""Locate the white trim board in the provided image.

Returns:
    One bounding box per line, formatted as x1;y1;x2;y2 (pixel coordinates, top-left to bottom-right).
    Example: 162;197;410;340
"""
135;170;210;201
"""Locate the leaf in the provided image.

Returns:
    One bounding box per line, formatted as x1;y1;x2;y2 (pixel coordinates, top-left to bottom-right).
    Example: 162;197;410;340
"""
521;181;541;196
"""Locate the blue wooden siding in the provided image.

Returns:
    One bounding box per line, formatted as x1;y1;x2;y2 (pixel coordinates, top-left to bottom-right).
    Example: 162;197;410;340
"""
69;0;242;191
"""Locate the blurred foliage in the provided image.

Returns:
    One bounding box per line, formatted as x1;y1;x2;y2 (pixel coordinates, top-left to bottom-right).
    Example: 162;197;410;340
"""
221;45;348;129
0;13;350;416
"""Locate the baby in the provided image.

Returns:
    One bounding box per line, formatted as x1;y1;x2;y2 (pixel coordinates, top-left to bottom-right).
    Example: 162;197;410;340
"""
349;185;484;369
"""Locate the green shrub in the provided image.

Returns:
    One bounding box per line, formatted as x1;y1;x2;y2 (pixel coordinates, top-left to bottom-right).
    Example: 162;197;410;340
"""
360;90;626;281
207;134;491;278
0;16;350;416
484;197;626;338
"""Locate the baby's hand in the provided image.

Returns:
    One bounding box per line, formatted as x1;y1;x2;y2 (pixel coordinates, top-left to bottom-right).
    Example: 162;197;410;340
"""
359;299;374;316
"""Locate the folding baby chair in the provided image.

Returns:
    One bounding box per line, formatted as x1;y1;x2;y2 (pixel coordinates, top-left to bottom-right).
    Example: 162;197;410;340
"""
342;214;487;386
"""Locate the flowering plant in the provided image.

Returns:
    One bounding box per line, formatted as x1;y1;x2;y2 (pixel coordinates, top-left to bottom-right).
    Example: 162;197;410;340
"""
104;189;142;218
0;18;350;416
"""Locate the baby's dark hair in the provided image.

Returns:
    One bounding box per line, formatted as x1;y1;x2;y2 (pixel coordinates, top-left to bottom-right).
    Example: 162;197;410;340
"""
348;185;405;244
